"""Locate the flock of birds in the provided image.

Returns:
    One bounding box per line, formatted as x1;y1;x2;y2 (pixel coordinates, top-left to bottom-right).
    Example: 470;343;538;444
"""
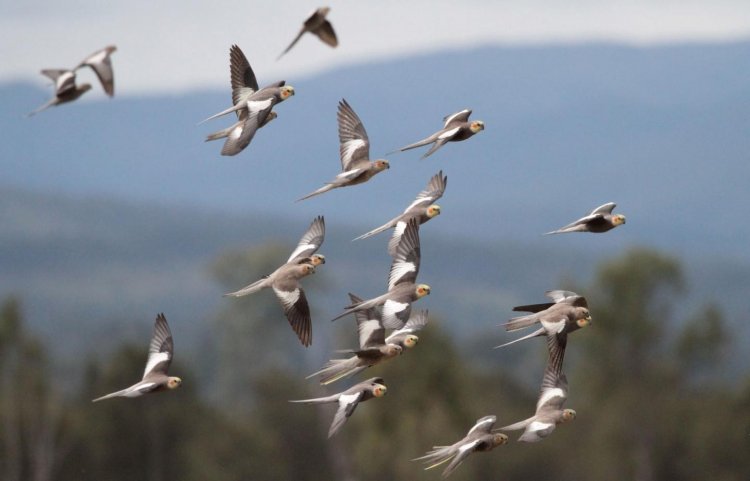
30;6;628;477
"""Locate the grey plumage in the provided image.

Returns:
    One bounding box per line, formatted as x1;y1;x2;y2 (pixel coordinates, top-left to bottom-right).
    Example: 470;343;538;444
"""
278;7;338;60
391;109;485;159
27;69;92;117
75;45;117;97
289;377;387;437
545;202;627;234
414;415;507;477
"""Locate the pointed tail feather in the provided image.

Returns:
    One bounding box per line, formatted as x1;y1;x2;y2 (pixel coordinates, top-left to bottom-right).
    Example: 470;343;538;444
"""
205;126;233;142
92;388;130;403
494;327;546;348
198;103;244;125
504;313;540;332
224;278;267;297
352;217;397;241
296;184;335;202
413;445;457;471
499;416;534;432
307;358;366;385
288;393;339;405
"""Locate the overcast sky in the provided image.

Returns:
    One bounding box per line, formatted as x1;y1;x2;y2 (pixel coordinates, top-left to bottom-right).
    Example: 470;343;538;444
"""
2;0;749;94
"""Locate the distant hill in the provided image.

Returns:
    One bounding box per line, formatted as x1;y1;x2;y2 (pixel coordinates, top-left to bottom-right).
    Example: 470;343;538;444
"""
2;41;749;261
1;186;748;376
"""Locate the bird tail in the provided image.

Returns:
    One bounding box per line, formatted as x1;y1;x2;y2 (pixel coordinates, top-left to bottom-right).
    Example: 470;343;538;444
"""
352;216;398;241
25;99;55;118
494;327;546;348
223;278;267;297
503;313;540;332
413;445;457;472
296;184;335;202
198;103;243;125
306;357;366;385
91;387;131;403
387;133;438;155
288;393;339;405
498;416;534;432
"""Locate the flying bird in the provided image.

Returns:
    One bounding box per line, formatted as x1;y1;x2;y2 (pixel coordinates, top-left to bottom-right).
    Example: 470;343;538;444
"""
354;170;446;255
27;69;92;117
545;202;626;235
92;314;182;402
204;45;281;155
289;377;387;438
391;109;484;159
384;308;429;350
278;6;338;60
497;290;591;348
307;294;403;385
498;343;576;442
332;219;429;328
297;99;390;201
75;45;117;97
414;415;508;478
224;216;325;346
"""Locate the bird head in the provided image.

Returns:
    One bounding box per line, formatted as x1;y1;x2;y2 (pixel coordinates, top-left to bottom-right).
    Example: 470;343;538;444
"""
426;204;441;218
373;159;390;171
612;214;626;226
576;308;592;328
167;377;183;389
492;433;509;446
280;86;295;100
372;383;388;397
403;334;419;348
470;120;485;133
415;284;431;298
301;264;316;275
317;6;331;16
561;409;577;423
385;344;403;356
310;254;326;266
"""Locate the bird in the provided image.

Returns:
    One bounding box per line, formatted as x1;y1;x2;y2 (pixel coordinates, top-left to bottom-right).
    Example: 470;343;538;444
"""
545;202;626;234
278;6;338;60
224;216;325;347
354;170;446;255
497;290;591;348
307;294;403;385
297;99;390;201
204;44;280;155
75;45;117;97
289;377;387;438
331;219;430;328
498;339;576;442
92;314;182;402
27;69;92;117
390;109;484;159
414;415;508;478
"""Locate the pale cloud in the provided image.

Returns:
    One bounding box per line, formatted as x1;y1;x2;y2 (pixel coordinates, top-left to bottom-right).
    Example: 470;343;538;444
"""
1;0;748;93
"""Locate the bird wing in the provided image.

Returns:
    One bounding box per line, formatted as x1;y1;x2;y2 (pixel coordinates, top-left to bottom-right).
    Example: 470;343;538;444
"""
442;109;471;128
441;439;481;477
387;219;421;291
536;364;568;413
403;170;447;212
467;415;497;435
273;285;313;347
385;309;428;343
76;46;116;97
329;391;363;437
220;97;274;155
278;27;306;60
348;293;386;348
41;69;76;95
314;20;338;47
229;44;258;107
288;216;325;263
590;202;616;215
142;313;173;378
337;99;371;170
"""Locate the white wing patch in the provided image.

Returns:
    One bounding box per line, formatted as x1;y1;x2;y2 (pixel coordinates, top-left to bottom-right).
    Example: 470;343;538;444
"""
389;261;416;291
246;98;273;112
528;420;554;434
288;243;316;263
339;393;360;408
230;126;243;139
382;300;409;328
540;318;567;334
467;417;495;436
341;139;366;166
438;127;460;140
143;352;170;378
457;439;480;454
273;287;300;309
537;387;565;410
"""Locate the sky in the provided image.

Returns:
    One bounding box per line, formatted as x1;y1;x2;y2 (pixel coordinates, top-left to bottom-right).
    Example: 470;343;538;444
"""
2;0;750;94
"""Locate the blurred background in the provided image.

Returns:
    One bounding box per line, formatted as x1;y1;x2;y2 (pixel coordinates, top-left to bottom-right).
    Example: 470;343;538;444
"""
1;1;750;480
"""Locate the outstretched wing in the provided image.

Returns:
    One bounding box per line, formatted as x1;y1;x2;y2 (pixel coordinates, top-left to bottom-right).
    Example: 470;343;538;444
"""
590;202;616;216
273;286;313;347
442;109;471;128
349;293;386;348
387;219;421;291
329;391;363;437
288;216;325;263
142;313;173;378
403;170;447;213
229;44;258;107
338;99;371;170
